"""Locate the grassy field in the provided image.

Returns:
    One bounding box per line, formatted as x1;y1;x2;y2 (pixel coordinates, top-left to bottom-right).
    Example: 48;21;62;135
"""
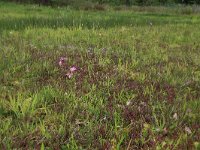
0;2;200;149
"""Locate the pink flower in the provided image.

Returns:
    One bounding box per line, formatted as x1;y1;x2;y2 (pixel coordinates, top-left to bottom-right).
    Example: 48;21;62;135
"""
59;57;66;67
66;72;73;79
70;66;77;72
185;126;192;134
59;61;63;66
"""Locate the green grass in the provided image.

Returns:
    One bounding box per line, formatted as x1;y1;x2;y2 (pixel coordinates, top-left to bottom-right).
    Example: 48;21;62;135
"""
0;2;200;149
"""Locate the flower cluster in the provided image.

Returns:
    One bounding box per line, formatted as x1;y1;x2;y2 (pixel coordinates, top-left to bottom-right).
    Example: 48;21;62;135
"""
58;57;78;79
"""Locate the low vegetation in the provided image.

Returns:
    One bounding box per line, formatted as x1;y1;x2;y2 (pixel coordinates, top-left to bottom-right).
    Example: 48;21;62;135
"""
0;2;200;149
4;0;200;6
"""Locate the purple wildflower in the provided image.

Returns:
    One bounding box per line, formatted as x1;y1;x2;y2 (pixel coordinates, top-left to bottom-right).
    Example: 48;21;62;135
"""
70;66;77;72
59;57;66;67
66;72;73;79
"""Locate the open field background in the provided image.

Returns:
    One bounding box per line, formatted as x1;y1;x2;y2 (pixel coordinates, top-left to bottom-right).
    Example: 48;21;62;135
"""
0;2;200;149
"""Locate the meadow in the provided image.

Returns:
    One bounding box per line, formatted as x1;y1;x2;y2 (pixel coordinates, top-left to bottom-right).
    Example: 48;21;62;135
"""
0;2;200;149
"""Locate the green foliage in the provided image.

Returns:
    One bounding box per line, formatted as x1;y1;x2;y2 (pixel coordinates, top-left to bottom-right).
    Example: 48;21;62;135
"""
2;0;200;6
